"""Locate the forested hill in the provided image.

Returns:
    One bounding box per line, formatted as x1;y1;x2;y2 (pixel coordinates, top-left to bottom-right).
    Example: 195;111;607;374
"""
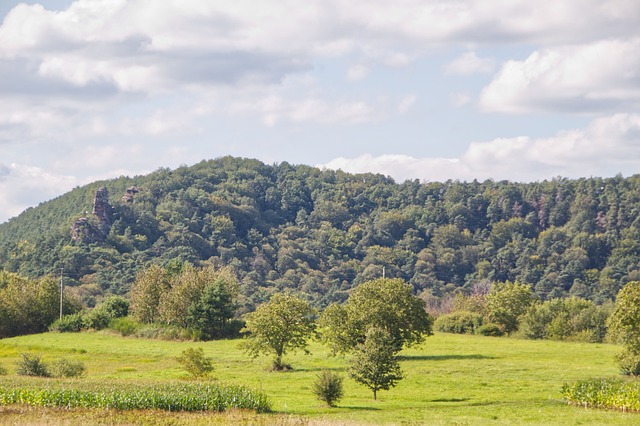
1;156;639;311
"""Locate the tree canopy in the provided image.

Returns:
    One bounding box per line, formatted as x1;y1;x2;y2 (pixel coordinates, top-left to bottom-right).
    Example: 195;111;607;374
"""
319;278;432;354
240;293;316;370
1;157;640;312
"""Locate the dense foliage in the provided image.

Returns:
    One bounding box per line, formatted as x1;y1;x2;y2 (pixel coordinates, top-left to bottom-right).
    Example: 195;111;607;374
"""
1;157;640;311
607;281;640;375
319;278;432;354
0;271;80;338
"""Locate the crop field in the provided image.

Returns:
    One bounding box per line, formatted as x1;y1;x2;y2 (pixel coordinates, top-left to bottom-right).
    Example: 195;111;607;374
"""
0;331;636;425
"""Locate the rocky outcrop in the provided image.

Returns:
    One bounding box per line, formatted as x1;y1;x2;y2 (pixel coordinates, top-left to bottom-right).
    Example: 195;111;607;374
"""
121;186;140;203
71;187;114;244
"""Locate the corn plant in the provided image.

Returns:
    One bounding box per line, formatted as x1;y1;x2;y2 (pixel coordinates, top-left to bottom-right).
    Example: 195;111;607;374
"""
0;383;271;413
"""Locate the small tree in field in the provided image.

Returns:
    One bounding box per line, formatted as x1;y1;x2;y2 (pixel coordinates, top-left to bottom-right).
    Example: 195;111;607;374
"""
176;347;214;379
240;293;316;371
608;281;640;375
349;327;403;400
312;370;344;407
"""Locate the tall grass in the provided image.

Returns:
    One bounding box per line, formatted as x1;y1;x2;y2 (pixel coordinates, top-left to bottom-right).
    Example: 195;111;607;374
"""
0;383;271;413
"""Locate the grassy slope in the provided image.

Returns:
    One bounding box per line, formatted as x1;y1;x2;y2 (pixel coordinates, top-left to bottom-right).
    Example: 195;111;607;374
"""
0;331;636;425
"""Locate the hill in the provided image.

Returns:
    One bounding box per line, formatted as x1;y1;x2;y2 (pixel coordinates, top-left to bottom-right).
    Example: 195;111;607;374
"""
1;156;639;310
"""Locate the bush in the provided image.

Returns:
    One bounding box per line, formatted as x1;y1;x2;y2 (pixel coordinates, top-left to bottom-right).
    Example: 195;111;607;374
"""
476;323;504;337
312;370;344;407
16;353;50;377
109;317;138;336
434;311;483;334
100;296;129;318
49;313;85;333
615;350;640;376
176;348;214;379
50;358;86;378
83;308;111;330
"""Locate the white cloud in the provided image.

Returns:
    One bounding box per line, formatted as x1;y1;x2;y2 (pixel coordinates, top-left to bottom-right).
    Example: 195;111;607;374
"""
231;95;377;126
347;64;369;81
397;95;416;114
445;51;495;75
0;163;79;222
480;39;640;114
320;114;640;182
450;92;471;107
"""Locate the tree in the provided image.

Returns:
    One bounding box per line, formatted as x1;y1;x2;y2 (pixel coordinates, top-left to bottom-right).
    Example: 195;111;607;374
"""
349;327;403;400
187;271;238;340
129;264;171;324
319;278;432;354
485;281;535;334
312;370;344;407
608;281;640;375
240;293;316;370
176;347;214;379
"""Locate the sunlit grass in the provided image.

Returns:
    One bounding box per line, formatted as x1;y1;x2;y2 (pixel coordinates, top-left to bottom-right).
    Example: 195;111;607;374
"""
0;331;637;424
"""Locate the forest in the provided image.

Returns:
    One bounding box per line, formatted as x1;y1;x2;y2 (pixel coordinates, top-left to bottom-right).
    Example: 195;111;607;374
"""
0;156;639;313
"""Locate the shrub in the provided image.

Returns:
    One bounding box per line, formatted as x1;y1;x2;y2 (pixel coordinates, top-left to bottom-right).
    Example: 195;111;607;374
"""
476;323;504;337
16;353;50;377
49;313;85;333
434;311;483;334
312;370;344;407
50;358;86;378
100;296;129;318
83;308;111;330
109;317;138;336
176;347;214;379
615;350;640;376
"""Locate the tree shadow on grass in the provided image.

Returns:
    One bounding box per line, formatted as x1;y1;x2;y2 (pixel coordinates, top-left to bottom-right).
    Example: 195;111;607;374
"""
430;398;470;403
397;354;495;361
340;406;381;411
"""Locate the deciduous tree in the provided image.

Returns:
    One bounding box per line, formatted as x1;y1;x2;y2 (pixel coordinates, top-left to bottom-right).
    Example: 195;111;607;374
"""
240;293;316;370
349;327;403;400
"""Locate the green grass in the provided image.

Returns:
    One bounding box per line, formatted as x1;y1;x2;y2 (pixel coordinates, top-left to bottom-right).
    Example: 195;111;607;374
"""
0;331;637;425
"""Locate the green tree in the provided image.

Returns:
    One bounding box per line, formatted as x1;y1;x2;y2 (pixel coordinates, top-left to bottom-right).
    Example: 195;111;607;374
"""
187;270;238;340
349;327;403;400
312;370;344;407
608;281;640;375
486;281;535;334
129;265;171;324
319;278;432;354
240;293;316;370
175;347;214;379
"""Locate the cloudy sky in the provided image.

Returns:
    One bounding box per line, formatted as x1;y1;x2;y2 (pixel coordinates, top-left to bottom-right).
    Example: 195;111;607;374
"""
1;0;640;223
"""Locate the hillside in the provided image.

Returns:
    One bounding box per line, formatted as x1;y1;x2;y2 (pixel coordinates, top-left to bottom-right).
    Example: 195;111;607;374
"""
1;156;639;310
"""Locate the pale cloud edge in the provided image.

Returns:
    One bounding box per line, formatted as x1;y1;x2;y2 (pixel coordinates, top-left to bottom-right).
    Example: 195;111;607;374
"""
319;114;640;183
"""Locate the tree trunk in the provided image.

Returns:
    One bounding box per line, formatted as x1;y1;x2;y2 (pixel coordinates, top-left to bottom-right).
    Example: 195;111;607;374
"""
373;389;377;400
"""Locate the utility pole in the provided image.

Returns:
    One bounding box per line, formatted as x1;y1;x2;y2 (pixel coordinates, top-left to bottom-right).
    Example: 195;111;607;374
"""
60;268;64;321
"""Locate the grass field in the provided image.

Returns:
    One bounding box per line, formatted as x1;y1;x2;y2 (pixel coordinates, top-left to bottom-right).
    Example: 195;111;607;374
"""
0;331;637;425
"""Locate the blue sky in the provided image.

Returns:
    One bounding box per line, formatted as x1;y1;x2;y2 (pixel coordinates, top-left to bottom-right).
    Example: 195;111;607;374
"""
1;0;640;223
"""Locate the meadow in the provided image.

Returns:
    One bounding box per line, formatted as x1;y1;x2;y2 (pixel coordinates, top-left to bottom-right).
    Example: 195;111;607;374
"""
0;331;637;425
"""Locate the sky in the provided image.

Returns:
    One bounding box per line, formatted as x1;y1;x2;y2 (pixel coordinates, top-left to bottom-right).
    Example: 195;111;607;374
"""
1;0;640;223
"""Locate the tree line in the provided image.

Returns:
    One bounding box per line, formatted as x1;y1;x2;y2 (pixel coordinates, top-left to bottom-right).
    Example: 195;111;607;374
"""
1;157;639;313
